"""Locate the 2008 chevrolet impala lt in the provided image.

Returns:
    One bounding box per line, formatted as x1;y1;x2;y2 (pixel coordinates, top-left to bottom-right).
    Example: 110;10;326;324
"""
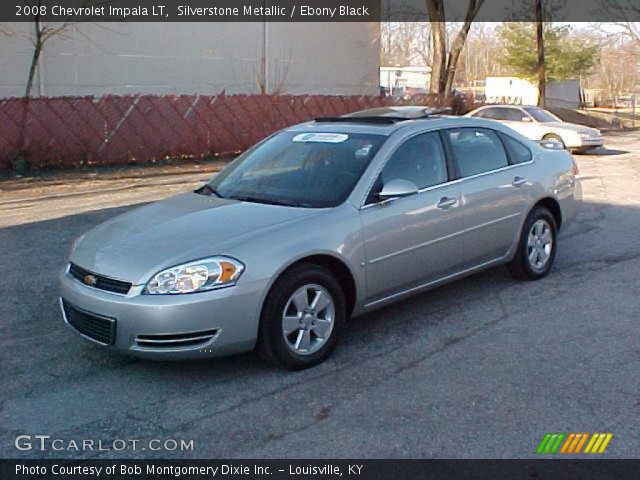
60;107;582;369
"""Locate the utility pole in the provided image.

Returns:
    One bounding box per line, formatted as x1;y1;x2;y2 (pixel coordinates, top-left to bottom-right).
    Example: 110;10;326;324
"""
260;0;269;93
535;0;545;107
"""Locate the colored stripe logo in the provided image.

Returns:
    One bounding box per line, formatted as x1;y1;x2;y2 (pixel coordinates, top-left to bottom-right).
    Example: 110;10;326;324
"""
537;433;613;454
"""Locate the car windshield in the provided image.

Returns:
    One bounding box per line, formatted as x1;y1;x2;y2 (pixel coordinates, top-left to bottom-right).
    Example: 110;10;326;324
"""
206;131;386;208
523;107;560;123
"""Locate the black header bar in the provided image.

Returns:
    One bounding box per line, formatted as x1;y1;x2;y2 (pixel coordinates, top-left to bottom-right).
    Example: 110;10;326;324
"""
3;459;640;480
1;0;639;22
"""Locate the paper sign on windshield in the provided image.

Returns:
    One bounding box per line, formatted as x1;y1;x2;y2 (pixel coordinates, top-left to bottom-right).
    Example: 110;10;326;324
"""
293;133;349;143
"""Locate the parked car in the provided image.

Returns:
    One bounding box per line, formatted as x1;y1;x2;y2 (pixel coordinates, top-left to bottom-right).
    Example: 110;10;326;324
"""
466;105;603;153
60;107;582;369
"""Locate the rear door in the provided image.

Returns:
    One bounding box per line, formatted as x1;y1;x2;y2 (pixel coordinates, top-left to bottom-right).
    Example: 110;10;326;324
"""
442;127;534;268
359;131;463;302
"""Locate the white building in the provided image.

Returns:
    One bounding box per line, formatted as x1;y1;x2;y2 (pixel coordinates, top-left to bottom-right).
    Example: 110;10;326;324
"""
380;66;431;94
485;76;582;108
0;22;380;98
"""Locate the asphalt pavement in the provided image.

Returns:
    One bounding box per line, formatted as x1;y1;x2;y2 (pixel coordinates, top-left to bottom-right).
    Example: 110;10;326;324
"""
1;131;639;459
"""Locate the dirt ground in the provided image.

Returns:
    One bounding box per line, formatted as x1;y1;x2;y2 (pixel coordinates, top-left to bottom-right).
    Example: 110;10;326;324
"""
0;159;227;228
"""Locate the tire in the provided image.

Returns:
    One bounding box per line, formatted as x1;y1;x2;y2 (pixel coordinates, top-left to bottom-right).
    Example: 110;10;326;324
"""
542;133;566;150
257;263;346;370
508;206;558;281
570;146;591;155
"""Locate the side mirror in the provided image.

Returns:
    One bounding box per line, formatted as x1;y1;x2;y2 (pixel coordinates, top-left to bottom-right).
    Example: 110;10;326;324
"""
522;116;532;122
377;179;419;201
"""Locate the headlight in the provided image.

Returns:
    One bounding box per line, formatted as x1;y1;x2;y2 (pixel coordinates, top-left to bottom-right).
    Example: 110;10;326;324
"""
579;131;600;139
144;256;244;295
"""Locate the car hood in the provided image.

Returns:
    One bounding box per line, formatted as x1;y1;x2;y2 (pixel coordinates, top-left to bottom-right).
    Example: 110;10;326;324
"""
539;122;600;135
70;192;318;284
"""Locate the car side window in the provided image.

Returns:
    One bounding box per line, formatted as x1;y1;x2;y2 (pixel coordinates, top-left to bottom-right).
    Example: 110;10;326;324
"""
500;133;533;164
503;108;526;122
366;132;448;203
380;132;448;190
445;128;509;178
487;108;511;120
475;108;498;119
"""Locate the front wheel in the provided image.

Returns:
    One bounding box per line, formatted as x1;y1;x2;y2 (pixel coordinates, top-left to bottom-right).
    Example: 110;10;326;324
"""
570;146;593;155
508;207;557;281
257;264;345;370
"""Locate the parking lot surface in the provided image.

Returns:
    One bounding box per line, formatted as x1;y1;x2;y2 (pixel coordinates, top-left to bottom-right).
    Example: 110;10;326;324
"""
1;131;639;458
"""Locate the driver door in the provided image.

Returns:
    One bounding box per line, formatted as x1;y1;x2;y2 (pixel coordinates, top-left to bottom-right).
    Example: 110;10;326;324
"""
359;131;464;303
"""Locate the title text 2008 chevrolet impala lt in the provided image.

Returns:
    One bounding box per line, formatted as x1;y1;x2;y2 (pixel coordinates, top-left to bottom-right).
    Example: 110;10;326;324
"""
60;107;581;369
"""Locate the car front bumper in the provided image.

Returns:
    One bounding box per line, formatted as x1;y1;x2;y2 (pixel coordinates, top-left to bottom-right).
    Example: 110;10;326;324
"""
59;269;265;359
574;136;604;149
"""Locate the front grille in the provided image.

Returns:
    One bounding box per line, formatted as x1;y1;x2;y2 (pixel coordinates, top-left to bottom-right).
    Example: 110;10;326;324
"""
62;300;116;345
68;263;132;295
135;329;219;349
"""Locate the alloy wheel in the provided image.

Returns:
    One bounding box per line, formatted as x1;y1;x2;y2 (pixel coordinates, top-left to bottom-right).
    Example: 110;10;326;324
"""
281;284;335;356
527;219;553;272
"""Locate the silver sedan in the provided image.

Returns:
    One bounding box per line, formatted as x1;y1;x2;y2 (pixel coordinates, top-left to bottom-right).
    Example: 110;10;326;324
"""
60;107;581;369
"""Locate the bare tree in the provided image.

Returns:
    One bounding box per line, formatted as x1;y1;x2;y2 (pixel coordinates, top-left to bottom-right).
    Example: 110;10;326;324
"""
255;52;292;95
455;24;506;86
622;22;640;43
0;24;17;36
595;1;640;44
586;33;639;104
24;4;77;97
381;22;432;66
5;0;97;170
16;0;107;97
425;0;485;97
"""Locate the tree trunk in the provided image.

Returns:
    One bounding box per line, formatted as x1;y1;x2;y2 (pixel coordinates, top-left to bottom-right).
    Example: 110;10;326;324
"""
443;1;483;94
535;0;546;107
444;25;470;94
427;0;484;98
25;41;42;99
425;1;446;96
25;14;43;98
19;10;44;165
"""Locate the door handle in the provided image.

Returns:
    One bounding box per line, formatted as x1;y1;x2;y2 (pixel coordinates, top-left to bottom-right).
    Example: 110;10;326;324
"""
512;176;527;187
437;197;457;209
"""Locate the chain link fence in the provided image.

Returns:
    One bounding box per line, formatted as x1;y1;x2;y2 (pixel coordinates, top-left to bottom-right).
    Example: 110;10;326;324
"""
0;93;470;171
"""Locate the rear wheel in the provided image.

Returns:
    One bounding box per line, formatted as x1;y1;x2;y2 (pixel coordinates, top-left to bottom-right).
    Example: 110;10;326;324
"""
508;207;557;281
257;264;345;370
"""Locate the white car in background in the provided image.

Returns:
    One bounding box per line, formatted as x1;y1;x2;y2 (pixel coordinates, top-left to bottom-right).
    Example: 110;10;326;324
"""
466;105;604;153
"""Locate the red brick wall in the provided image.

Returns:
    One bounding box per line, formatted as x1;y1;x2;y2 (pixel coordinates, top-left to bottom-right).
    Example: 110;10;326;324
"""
0;93;467;170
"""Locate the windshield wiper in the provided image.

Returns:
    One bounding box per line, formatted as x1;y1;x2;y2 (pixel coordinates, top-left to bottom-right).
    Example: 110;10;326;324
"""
197;184;224;198
230;195;311;208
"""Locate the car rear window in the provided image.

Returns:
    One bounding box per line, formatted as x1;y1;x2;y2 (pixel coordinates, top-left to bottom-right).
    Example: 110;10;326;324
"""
500;133;533;164
523;107;559;123
445;128;509;177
